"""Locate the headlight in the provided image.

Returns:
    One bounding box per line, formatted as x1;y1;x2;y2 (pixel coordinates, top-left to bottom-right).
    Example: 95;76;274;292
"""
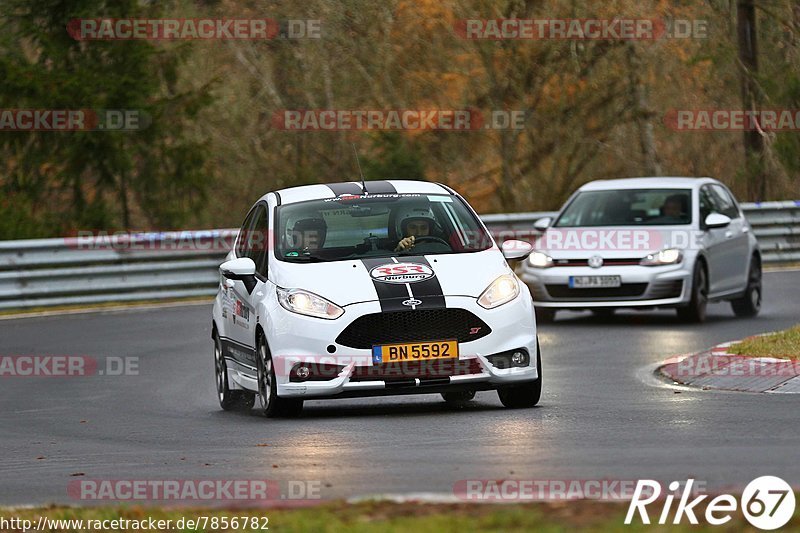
478;274;520;309
276;287;344;319
527;251;554;268
640;248;683;266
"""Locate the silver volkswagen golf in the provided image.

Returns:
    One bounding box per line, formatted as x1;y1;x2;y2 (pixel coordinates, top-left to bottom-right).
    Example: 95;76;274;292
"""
519;177;762;323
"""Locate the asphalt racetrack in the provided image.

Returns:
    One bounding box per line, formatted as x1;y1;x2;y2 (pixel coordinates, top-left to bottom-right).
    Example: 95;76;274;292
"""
1;270;798;506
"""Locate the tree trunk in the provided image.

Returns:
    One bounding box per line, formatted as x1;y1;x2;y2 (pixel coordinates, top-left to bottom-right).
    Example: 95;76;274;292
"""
626;44;661;177
737;0;766;200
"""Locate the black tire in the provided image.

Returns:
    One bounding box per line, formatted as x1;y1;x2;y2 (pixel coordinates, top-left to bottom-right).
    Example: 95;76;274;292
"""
256;336;303;418
442;391;476;404
497;339;542;408
731;256;762;317
535;307;556;324
676;261;708;323
213;332;255;411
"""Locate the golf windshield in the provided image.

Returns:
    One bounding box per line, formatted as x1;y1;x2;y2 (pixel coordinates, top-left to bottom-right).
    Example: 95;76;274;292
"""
276;193;493;262
554;189;693;227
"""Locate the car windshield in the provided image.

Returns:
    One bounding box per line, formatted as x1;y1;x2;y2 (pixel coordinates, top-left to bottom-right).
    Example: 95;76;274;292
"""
554;189;693;227
275;193;493;262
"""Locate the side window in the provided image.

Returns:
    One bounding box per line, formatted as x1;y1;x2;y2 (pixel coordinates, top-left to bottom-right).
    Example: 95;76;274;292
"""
244;205;268;264
250;205;269;277
235;208;257;257
710;185;740;219
699;187;715;224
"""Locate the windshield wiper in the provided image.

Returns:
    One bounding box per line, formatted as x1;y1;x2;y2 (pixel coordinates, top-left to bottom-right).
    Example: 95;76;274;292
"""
284;253;329;263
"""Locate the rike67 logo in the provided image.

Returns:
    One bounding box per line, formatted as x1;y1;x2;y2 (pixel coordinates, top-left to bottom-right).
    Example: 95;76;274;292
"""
625;476;795;530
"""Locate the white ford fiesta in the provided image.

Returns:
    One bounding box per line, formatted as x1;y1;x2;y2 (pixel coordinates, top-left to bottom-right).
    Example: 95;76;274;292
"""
211;180;541;417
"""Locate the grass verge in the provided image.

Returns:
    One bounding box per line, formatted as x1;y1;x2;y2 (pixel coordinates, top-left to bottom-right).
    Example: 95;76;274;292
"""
1;501;798;532
728;324;800;359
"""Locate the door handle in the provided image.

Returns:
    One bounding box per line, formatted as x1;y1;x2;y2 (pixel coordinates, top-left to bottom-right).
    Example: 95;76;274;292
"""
224;279;235;289
724;231;733;239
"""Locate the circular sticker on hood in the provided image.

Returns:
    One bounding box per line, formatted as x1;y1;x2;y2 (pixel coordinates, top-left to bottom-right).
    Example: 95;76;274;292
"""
370;262;435;284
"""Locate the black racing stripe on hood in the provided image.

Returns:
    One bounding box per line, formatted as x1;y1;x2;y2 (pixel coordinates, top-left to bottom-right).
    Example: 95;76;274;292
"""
326;182;363;196
361;258;410;312
361;256;446;312
402;256;446;309
362;181;397;194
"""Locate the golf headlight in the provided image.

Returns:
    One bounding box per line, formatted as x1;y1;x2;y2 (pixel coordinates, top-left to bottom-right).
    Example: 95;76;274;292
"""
277;287;344;319
640;248;683;266
527;251;554;268
478;274;520;309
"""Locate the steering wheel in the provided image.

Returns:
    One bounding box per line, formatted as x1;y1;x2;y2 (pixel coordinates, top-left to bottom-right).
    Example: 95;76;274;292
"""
410;236;450;247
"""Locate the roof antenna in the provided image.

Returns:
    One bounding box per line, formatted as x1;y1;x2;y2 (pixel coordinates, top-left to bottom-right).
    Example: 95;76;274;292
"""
352;143;369;194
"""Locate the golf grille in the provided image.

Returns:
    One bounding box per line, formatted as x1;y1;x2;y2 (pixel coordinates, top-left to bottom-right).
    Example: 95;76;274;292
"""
545;283;648;299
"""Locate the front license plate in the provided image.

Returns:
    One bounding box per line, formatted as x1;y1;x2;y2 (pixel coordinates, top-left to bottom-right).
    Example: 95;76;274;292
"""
372;340;459;364
569;275;622;288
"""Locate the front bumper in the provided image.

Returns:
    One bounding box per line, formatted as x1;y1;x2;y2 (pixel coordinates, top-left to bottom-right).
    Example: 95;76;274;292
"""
278;354;539;398
269;293;539;399
518;263;692;308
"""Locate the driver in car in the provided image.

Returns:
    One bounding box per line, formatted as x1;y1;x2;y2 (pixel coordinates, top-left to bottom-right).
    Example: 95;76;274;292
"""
285;217;327;256
394;207;437;252
653;194;688;223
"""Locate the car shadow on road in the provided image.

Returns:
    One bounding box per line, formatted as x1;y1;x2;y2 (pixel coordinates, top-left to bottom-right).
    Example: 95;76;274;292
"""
206;394;547;421
210;397;547;421
290;399;523;420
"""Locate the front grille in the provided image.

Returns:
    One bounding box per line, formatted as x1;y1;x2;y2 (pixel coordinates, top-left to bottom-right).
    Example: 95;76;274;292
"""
349;358;483;382
336;309;491;349
552;259;588;266
553;258;641;267
601;259;643;266
545;283;648;299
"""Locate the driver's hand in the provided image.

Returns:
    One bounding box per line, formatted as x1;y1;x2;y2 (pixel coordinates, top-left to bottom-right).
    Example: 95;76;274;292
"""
394;236;415;252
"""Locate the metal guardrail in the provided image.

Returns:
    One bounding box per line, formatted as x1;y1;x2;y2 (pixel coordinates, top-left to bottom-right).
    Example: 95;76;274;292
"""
0;202;797;310
0;231;237;310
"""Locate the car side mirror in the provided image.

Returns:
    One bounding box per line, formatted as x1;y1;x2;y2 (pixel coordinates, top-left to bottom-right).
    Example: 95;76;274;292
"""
533;217;552;231
704;213;731;229
501;240;533;261
220;257;257;293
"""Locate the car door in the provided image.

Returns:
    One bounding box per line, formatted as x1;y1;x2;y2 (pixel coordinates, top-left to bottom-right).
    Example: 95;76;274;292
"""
219;206;255;361
226;203;268;368
709;184;750;293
